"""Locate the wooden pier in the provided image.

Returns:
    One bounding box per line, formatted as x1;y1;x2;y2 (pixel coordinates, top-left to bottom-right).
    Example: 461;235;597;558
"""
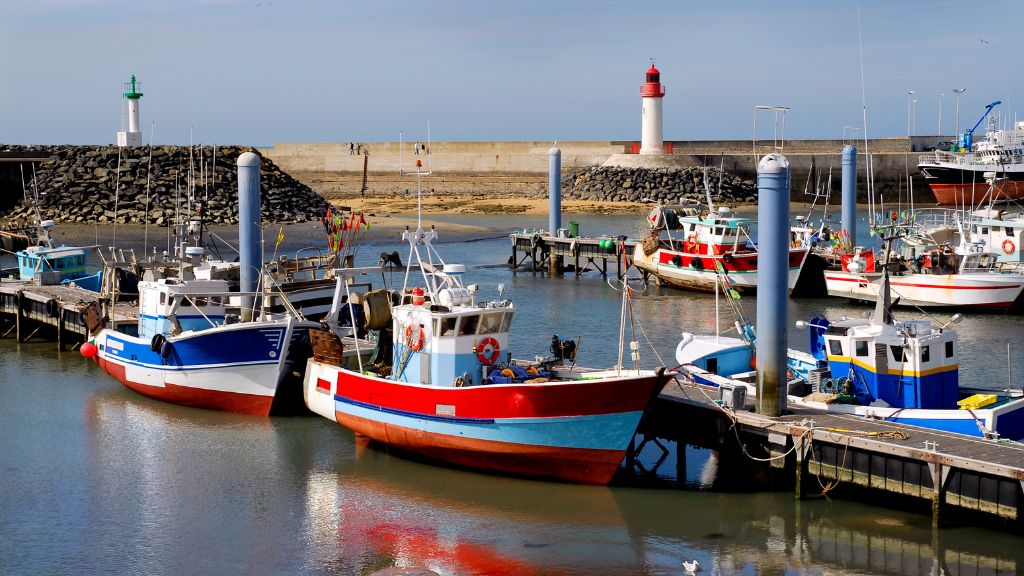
638;380;1024;531
510;232;638;278
0;280;133;350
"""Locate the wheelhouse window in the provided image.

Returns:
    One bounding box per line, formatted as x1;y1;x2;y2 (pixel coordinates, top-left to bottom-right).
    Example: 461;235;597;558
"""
921;345;931;363
479;312;502;334
160;293;166;305
499;312;513;333
439;317;457;336
827;339;843;356
854;340;869;357
458;314;479;336
890;345;906;362
945;341;954;358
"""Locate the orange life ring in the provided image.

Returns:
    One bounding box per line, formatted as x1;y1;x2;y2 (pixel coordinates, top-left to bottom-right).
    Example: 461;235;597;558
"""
477;337;500;365
1003;239;1016;255
404;324;425;351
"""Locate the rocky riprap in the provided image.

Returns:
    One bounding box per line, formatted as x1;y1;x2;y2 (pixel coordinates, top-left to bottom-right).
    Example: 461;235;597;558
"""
561;165;756;204
0;145;330;225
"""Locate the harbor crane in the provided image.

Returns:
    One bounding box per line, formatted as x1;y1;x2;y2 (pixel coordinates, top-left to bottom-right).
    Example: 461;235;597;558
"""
957;100;1001;150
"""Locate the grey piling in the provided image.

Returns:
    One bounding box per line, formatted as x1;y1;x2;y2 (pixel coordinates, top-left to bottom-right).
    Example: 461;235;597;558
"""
237;152;262;321
841;145;857;243
755;153;790;417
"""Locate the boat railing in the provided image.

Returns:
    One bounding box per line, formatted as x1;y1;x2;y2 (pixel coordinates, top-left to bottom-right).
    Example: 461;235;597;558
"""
903;208;962;230
921;149;1024;167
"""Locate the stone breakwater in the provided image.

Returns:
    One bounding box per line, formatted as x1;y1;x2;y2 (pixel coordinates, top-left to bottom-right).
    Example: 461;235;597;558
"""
0;145;330;225
562;165;756;204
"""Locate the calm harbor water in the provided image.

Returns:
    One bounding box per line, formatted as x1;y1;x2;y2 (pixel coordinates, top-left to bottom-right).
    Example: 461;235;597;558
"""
2;212;1023;575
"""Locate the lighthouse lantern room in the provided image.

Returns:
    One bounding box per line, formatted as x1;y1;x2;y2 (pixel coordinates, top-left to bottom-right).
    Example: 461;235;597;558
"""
639;64;666;155
116;74;144;147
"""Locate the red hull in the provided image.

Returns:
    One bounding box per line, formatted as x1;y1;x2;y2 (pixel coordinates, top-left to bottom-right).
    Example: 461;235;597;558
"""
96;357;274;416
338;411;627;484
929;181;1024;205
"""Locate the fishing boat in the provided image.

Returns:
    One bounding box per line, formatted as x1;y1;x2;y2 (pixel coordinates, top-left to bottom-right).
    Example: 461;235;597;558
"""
304;162;669;484
3;215;102;290
675;257;1024;440
83;264;315;415
633;204;809;293
823;237;1024;310
918;102;1024;206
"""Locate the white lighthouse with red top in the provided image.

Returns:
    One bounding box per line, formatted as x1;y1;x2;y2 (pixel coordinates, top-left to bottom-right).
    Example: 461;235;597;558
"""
639;63;666;155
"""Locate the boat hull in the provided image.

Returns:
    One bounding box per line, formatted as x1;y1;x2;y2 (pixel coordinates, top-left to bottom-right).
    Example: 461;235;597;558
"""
919;164;1024;205
824;271;1024;309
632;244;808;293
92;320;299;415
306;361;667;484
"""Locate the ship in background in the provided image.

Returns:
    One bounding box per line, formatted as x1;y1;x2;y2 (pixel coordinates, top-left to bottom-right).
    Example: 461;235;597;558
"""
918;100;1024;205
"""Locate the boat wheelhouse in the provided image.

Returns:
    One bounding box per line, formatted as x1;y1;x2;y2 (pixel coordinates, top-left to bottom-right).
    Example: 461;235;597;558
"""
633;204;809;293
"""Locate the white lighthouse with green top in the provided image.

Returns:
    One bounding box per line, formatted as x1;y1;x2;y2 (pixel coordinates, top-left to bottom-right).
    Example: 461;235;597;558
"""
116;74;143;147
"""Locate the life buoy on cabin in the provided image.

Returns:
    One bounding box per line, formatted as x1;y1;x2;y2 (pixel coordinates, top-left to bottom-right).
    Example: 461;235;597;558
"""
404;323;425;352
477;337;500;365
1003;239;1016;254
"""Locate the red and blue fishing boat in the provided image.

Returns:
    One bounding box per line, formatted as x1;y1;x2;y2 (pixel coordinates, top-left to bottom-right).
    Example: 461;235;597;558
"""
304;165;669;484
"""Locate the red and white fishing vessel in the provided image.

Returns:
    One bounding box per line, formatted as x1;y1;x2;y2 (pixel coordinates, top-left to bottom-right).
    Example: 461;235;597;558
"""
303;163;669;484
632;204;810;293
824;244;1024;310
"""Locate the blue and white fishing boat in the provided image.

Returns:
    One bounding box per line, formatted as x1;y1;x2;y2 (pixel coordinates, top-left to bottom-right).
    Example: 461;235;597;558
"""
11;219;102;290
676;263;1024;440
85;271;314;415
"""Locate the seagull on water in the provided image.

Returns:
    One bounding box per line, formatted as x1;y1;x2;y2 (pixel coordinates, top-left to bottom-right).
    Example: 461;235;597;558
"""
683;559;701;573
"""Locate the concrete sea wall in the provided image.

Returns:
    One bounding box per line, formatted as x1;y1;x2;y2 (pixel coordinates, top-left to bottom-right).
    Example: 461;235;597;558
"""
262;138;940;204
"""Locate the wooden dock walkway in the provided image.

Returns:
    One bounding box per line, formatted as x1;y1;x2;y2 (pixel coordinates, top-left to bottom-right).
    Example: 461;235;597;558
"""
510;232;638;278
0;280;134;350
641;380;1024;530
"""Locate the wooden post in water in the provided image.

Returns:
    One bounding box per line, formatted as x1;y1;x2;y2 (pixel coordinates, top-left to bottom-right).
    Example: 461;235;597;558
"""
928;462;950;528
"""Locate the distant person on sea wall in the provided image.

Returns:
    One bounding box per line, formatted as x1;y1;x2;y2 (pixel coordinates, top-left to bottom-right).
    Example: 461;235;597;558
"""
414;142;420;155
348;142;354;155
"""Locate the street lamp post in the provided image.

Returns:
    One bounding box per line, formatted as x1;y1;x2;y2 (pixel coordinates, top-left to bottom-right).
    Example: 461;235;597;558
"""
907;90;915;137
939;93;944;135
953;88;967;142
912;98;918;136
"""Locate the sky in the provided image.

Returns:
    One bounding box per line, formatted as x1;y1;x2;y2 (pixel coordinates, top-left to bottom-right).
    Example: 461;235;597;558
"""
2;0;1021;146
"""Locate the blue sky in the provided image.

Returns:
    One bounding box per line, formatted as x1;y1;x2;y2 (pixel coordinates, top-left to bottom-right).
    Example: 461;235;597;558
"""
2;0;1020;145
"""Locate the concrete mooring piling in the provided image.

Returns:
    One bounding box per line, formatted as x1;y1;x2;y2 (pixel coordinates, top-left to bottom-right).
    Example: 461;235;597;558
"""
841;145;857;242
548;144;563;275
237;152;262;321
755;153;790;417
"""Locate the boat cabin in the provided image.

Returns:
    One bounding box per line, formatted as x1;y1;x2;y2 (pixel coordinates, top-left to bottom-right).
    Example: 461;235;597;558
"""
969;215;1023;264
676;210;753;256
137;278;229;339
391;295;514;387
17;245;90;283
809;316;958;409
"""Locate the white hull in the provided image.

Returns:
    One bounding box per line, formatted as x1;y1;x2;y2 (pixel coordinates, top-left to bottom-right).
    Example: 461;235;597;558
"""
825;270;1024;308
